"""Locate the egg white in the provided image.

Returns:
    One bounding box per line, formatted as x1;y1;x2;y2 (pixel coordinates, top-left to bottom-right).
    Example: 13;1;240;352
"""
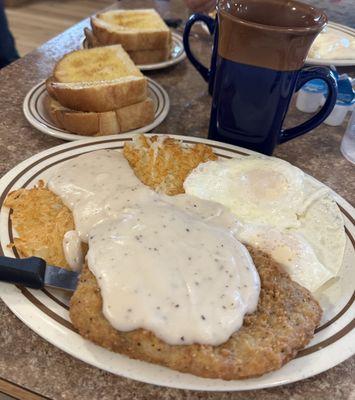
184;156;346;293
236;224;333;292
184;156;305;229
292;177;346;277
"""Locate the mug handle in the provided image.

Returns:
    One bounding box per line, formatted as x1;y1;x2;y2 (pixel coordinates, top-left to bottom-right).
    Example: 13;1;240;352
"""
183;13;215;82
280;66;337;143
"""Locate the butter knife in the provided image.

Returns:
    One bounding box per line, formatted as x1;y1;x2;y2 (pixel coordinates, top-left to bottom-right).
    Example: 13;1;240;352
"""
0;256;78;292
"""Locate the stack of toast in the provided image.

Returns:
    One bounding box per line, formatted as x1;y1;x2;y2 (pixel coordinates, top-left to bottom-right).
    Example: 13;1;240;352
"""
87;9;172;65
45;45;155;136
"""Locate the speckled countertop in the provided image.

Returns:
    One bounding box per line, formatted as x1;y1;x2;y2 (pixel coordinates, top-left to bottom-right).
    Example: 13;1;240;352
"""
0;1;354;399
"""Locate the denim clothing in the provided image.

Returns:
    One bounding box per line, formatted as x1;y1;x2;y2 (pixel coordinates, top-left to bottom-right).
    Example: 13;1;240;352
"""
0;0;19;68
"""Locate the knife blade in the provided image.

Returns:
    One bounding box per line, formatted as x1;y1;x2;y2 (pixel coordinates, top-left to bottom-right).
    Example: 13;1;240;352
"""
0;256;79;292
44;265;78;292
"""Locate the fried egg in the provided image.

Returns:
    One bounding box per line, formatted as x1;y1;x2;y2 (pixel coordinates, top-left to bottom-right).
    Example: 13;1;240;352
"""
236;224;333;292
184;156;346;292
293;177;346;277
184;156;305;228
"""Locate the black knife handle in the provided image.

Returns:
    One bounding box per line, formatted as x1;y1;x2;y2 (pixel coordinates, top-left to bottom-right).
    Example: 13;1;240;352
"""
0;256;46;289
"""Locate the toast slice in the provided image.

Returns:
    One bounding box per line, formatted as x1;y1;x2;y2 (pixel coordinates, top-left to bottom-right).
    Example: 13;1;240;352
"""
128;47;171;64
45;95;155;136
84;28;170;64
91;9;171;51
84;27;103;48
47;45;147;112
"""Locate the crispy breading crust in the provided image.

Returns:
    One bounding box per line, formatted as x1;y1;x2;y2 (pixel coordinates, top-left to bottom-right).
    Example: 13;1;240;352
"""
70;247;321;380
4;181;74;269
124;135;218;195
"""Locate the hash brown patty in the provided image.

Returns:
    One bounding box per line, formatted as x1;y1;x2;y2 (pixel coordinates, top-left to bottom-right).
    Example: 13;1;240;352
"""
4;181;74;269
70;249;321;380
124;135;218;195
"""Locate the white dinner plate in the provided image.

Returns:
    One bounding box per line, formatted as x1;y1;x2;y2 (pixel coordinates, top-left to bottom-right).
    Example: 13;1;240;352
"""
0;133;354;391
83;32;186;71
23;80;170;141
306;21;355;66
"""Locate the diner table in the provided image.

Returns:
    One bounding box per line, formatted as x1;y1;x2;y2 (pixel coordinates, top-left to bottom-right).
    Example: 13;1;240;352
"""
0;0;354;399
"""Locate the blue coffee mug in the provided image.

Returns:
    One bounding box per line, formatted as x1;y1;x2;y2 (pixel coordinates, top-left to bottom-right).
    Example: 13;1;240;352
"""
183;0;338;155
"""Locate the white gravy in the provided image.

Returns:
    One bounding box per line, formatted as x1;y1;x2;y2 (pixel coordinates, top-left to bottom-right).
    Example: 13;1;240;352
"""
48;150;260;345
63;230;83;271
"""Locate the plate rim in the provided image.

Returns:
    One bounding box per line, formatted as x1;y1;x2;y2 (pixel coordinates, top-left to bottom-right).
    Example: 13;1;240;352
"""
0;133;354;391
23;80;170;142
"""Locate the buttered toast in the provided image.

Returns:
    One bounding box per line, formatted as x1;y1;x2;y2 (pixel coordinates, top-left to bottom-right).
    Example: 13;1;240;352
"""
84;28;171;65
47;45;147;112
45;96;155;136
91;9;171;52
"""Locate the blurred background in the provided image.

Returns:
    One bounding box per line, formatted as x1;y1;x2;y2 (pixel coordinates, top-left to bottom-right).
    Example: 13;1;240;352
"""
5;0;112;56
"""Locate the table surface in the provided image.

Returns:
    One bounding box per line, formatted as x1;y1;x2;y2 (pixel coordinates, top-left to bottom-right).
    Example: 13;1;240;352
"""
0;1;354;399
